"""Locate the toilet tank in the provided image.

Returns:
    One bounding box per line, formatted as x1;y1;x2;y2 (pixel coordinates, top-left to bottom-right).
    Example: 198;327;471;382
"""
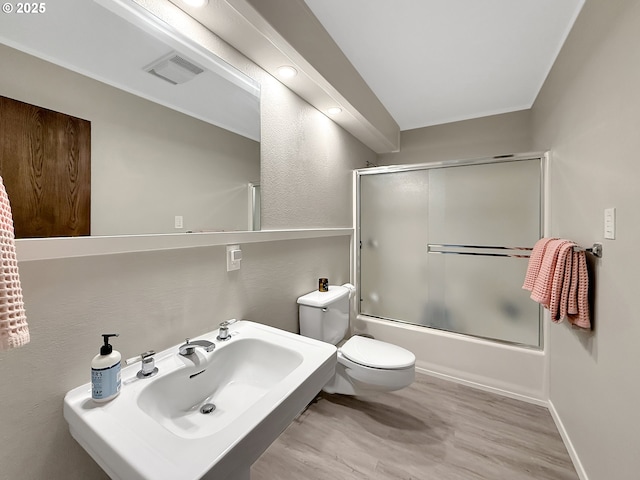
297;285;350;346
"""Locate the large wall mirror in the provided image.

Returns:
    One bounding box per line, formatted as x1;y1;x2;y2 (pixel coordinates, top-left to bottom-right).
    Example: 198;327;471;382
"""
0;0;261;238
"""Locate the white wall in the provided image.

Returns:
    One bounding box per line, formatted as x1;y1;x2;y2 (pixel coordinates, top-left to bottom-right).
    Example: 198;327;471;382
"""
0;7;375;480
378;110;532;165
531;1;640;479
0;43;260;235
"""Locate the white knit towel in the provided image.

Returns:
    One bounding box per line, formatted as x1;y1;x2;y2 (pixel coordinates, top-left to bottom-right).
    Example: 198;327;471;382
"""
0;176;29;350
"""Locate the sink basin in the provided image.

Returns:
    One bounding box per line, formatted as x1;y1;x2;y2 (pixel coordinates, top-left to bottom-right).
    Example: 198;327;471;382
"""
138;337;303;439
64;321;336;480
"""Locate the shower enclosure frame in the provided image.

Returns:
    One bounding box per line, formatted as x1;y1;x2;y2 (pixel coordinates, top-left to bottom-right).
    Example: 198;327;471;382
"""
354;152;548;350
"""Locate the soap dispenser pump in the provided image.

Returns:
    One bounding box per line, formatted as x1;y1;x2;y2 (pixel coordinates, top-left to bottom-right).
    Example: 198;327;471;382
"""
91;333;121;402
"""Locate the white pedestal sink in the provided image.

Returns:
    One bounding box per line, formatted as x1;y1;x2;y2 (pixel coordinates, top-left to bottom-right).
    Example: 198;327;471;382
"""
64;321;337;480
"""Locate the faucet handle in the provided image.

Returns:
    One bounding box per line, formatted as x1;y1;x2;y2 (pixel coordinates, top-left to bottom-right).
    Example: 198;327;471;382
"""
125;350;158;379
125;350;156;365
217;319;237;341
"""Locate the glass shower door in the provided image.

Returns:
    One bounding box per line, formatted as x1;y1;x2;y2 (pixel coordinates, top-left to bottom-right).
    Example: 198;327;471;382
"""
360;169;430;324
359;158;542;347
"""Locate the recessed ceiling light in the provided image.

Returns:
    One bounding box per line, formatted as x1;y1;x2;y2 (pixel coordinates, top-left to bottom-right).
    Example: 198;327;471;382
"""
277;66;298;79
182;0;208;7
327;107;342;116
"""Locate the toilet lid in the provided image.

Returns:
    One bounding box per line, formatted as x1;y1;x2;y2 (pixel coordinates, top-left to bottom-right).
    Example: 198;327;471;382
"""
341;336;415;369
297;286;349;308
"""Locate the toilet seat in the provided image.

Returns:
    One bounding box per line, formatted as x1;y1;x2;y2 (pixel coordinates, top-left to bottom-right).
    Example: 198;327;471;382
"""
321;336;416;395
341;336;415;369
324;349;415;395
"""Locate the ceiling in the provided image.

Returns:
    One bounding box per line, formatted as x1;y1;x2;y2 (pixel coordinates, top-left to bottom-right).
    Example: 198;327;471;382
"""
0;0;586;150
303;0;585;131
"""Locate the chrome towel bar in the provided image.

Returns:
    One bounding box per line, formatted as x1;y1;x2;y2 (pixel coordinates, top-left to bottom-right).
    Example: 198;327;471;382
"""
427;242;603;259
427;244;532;258
573;243;603;258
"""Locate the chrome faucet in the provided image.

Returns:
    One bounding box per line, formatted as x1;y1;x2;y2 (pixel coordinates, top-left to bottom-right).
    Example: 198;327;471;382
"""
178;338;215;356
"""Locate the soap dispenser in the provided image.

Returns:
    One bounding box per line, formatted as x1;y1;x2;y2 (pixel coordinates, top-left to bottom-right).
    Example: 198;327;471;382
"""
91;333;121;402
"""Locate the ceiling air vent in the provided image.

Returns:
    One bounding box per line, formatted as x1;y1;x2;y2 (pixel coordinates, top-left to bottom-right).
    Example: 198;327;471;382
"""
145;52;204;85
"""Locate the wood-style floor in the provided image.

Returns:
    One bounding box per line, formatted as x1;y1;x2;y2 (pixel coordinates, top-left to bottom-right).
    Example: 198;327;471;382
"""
252;373;579;480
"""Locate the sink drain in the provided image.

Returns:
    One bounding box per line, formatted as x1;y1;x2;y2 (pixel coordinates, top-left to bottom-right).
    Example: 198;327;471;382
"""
200;403;216;414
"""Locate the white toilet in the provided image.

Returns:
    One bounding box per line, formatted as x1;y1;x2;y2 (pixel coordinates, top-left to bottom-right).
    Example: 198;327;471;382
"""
297;284;416;395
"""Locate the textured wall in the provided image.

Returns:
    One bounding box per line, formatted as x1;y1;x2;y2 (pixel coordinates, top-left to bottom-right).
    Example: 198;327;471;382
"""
531;0;640;478
260;76;376;228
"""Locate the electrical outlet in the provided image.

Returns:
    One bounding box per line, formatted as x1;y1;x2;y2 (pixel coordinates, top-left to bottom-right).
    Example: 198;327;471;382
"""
226;244;241;271
174;215;183;229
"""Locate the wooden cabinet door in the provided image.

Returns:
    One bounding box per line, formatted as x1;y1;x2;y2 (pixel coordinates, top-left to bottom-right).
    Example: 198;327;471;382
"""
0;95;91;238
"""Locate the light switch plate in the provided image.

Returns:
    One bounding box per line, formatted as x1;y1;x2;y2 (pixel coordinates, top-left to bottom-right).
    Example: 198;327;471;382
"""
226;244;241;271
174;215;183;229
604;208;615;240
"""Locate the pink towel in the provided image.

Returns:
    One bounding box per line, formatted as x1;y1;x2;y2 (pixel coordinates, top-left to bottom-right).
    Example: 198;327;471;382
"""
530;239;573;307
0;177;29;350
568;251;591;329
568;252;580;315
522;237;558;291
523;237;591;330
550;242;576;322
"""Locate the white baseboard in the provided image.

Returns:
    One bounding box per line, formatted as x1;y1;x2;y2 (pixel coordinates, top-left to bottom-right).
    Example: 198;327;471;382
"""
416;365;548;407
546;400;589;480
